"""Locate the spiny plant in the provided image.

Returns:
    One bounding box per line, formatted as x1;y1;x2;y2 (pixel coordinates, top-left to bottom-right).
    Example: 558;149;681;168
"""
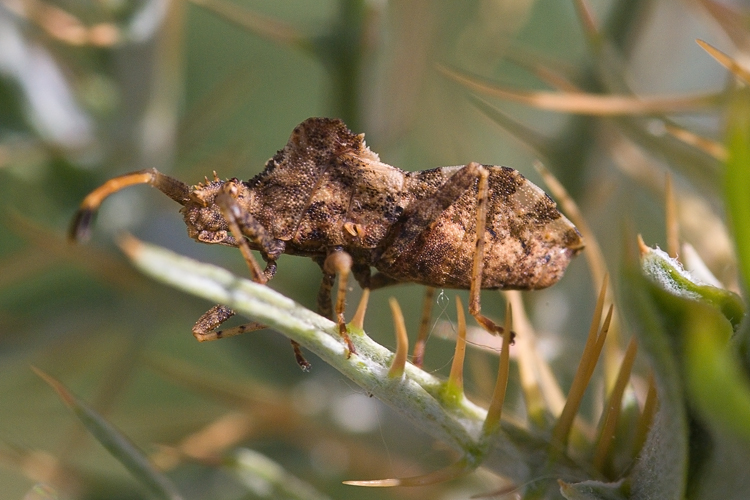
35;152;750;499
3;1;750;499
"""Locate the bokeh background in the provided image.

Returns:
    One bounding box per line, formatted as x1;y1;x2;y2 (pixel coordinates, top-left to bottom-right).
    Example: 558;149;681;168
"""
0;1;742;499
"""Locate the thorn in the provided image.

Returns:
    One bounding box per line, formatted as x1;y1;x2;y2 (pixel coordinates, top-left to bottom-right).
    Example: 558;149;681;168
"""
344;456;475;487
593;336;638;472
585;304;614;382
447;296;467;395
344;478;402;487
387;298;408;379
551;274;610;449
505;291;565;423
572;0;600;41
637;234;650;257
350;288;370;330
116;232;142;260
665;173;679;259
633;371;658;458
663;122;726;161
483;302;512;437
696;39;750;85
31;367;75;407
412;287;435;368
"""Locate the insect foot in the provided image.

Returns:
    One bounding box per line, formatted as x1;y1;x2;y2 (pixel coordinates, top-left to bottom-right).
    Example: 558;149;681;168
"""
323;250;357;357
70;117;583;363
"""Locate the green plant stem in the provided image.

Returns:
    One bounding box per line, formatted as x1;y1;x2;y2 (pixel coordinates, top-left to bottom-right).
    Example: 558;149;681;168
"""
121;237;591;485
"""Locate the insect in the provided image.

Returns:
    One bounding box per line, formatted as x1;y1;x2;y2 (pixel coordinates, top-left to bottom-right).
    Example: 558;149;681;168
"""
70;117;583;365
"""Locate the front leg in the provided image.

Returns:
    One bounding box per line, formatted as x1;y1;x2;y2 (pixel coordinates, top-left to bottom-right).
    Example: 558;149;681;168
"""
199;182;311;368
192;304;266;342
214;181;284;283
190;185;277;341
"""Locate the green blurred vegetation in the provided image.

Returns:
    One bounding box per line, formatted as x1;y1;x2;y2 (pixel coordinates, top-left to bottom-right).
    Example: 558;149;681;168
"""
1;0;749;499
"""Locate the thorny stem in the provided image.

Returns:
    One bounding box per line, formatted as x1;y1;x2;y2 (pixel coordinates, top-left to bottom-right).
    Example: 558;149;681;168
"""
387;298;408;379
120;237;592;485
350;288;369;330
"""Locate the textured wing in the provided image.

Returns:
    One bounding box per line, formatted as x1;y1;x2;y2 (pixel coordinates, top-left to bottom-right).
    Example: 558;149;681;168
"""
376;164;583;290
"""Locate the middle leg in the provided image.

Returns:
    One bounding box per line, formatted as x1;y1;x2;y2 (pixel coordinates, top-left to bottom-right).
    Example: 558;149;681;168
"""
318;249;357;356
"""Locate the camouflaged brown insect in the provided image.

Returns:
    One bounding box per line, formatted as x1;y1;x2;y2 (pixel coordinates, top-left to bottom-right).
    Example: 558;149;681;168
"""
71;117;584;365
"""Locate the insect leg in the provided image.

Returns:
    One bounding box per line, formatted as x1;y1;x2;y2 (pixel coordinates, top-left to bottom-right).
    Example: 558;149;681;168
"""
316;264;335;321
192;305;285;363
467;167;508;338
192;304;266;342
412;287;435;368
323;250;357;356
365;272;402;290
70;168;190;241
214;182;310;369
214;183;276;285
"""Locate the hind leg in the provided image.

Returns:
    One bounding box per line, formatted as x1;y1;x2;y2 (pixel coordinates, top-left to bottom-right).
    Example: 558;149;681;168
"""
466;167;502;334
378;163;508;338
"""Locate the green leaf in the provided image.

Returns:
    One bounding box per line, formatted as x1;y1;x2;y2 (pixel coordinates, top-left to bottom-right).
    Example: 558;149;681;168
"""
619;263;688;500
228;448;332;500
680;302;750;500
725;87;750;298
639;241;744;329
22;484;59;500
119;237;596;490
559;479;627;500
724;86;750;360
33;368;184;500
685;303;750;442
626;240;750;499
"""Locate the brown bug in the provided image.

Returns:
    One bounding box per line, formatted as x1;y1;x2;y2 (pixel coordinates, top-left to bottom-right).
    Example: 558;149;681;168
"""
70;117;583;364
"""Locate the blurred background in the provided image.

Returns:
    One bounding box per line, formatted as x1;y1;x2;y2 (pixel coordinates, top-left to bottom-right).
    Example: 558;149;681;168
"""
0;0;742;498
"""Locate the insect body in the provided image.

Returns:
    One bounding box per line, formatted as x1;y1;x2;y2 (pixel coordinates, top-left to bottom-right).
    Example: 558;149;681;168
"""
71;118;583;359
